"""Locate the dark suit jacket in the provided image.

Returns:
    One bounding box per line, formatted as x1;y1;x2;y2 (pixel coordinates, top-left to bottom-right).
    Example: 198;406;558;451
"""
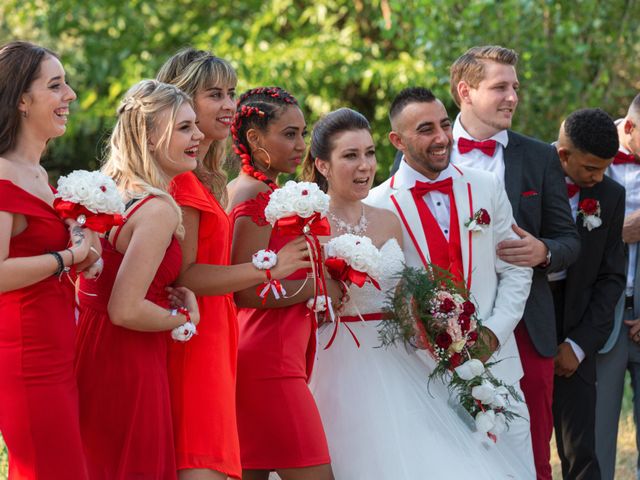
557;177;626;382
503;131;581;357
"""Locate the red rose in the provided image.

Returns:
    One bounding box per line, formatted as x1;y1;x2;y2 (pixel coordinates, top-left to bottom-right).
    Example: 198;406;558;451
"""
478;208;491;225
439;298;456;313
449;352;463;368
579;198;598;215
468;331;478;343
435;333;452;350
459;314;471;333
462;301;475;315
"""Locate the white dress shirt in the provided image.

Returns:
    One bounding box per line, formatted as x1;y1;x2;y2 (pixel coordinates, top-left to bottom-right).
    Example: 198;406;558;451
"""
607;146;640;297
394;158;461;241
450;115;510;185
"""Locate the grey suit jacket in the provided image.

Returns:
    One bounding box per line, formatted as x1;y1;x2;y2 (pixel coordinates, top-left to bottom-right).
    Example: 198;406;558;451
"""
503;131;581;357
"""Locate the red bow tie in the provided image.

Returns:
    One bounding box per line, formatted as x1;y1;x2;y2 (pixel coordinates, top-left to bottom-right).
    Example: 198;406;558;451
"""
613;150;639;165
457;137;497;157
412;177;453;197
566;183;580;198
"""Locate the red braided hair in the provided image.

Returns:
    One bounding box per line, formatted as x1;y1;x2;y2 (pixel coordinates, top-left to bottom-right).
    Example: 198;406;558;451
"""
231;87;299;190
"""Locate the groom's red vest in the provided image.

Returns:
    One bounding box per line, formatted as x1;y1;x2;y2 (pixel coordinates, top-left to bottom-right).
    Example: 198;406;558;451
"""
410;185;464;284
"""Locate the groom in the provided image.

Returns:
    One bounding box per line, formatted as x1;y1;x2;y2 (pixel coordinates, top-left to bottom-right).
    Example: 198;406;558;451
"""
367;87;535;474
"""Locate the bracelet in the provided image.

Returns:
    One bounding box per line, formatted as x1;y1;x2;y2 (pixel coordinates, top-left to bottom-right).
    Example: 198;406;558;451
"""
170;307;196;342
252;249;278;270
65;248;75;266
47;251;69;277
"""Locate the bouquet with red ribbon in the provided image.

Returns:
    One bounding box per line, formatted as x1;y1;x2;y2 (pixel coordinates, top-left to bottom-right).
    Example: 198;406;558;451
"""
323;234;382;349
263;181;331;316
54;170;125;234
379;265;523;442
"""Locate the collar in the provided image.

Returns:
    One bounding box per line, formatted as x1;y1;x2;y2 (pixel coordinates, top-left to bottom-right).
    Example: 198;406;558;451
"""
453;114;509;148
392;157;462;190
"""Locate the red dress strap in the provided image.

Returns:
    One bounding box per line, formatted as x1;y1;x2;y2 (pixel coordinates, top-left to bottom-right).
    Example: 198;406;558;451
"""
111;195;156;246
170;172;220;214
229;191;271;227
0;179;56;217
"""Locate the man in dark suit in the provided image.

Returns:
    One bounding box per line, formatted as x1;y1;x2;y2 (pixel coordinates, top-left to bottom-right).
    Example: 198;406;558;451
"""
550;108;625;480
449;45;581;480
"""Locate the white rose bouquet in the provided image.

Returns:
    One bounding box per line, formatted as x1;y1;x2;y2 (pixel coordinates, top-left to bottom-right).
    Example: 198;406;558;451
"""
264;180;330;232
325;234;382;289
54;170;125;233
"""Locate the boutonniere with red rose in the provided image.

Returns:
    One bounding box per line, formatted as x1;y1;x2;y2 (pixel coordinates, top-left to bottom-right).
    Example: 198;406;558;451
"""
578;198;602;231
465;208;491;232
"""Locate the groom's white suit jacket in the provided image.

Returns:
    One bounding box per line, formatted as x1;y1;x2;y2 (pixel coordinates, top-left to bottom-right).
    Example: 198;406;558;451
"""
366;161;533;385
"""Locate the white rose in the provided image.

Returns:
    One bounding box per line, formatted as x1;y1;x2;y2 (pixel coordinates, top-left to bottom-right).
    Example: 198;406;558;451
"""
489;412;506;435
292;196;314;218
472;381;497;404
475;410;496;434
454;358;485;381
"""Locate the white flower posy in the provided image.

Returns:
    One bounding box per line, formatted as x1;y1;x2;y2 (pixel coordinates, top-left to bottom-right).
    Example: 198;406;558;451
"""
252;249;278;270
56;170;125;215
264;181;330;225
325;234;382;280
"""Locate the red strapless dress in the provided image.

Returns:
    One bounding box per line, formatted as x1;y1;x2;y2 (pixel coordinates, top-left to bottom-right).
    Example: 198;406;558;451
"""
168;172;241;477
75;197;181;480
0;180;89;479
230;191;330;469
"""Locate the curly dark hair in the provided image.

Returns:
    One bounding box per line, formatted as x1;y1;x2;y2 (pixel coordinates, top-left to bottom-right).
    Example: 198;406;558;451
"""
564;108;619;160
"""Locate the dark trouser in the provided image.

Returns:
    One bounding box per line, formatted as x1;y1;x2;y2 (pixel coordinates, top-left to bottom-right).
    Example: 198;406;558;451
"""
550;279;601;479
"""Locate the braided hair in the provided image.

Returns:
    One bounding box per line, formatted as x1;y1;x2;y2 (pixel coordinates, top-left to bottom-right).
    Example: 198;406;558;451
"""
230;86;298;190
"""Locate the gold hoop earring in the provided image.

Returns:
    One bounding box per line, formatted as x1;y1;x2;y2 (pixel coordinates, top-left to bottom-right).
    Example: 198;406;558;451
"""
253;147;272;171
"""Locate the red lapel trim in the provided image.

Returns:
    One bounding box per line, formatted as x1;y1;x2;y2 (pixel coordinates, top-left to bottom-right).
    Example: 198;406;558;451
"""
390;193;429;268
390;174;396;189
466;182;473;291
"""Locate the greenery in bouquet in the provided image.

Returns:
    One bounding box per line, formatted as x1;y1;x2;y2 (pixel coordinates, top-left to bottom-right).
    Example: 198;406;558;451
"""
380;265;523;439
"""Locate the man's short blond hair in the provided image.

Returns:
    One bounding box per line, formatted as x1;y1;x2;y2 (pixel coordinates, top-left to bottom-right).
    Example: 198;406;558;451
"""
449;45;518;107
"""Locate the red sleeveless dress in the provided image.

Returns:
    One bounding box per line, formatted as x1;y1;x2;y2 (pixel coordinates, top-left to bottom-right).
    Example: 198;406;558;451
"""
168;172;241;477
230;191;330;469
75;197;180;480
0;180;89;479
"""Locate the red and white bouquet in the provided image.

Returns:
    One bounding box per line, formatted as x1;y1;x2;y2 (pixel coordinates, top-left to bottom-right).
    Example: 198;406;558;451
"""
578;198;602;231
323;234;382;349
54;170;125;234
264;180;330;233
325;234;381;289
380;265;522;441
264;181;331;316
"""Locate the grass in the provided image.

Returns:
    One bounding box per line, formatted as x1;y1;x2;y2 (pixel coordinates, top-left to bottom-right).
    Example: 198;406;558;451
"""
1;380;638;479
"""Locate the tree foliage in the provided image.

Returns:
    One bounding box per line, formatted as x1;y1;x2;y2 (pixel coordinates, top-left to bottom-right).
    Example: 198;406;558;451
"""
1;0;639;181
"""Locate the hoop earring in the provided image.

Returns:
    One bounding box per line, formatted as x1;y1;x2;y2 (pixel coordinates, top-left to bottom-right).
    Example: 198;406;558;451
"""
253;147;272;171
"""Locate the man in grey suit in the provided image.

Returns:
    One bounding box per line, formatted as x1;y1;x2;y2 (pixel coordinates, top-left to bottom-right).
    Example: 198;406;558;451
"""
449;45;581;480
597;93;640;480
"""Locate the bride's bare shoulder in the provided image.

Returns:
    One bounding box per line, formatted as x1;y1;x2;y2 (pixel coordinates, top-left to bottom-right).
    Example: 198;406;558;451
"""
365;204;403;248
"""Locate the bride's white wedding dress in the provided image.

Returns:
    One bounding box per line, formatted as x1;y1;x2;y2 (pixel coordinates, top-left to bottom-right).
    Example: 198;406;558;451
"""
310;238;533;480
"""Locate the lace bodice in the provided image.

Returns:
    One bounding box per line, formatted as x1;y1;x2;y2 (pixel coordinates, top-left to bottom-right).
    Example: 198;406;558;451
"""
340;238;405;316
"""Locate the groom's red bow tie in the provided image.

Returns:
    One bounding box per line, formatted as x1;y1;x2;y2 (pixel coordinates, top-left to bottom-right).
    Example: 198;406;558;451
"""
412;177;453;196
566;183;580;198
613;150;639;165
457;137;497;157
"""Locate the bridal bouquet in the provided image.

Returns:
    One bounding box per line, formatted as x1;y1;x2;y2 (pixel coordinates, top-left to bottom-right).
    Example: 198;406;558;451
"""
264;181;331;315
379;266;522;441
325;234;382;289
54;170;125;234
322;234;383;349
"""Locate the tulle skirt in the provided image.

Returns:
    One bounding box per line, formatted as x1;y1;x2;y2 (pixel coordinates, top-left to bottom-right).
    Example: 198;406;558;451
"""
309;320;533;480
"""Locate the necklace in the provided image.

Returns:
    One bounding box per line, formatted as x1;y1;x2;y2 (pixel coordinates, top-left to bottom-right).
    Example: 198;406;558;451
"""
328;204;368;235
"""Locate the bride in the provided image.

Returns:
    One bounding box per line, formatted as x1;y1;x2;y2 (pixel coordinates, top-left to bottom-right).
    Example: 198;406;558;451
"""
301;108;533;480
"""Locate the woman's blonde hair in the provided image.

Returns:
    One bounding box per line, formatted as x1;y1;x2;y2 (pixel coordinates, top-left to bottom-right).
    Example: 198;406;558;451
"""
157;47;237;207
102;79;192;238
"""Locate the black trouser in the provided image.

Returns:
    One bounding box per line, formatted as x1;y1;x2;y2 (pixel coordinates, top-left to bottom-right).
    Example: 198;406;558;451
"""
550;280;601;480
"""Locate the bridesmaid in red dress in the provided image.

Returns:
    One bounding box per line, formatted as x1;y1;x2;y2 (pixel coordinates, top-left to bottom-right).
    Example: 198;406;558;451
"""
157;50;310;480
0;41;97;479
227;87;341;480
74;80;202;480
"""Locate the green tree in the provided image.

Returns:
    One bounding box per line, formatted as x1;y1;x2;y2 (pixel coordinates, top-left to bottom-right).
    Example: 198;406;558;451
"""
1;0;639;181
